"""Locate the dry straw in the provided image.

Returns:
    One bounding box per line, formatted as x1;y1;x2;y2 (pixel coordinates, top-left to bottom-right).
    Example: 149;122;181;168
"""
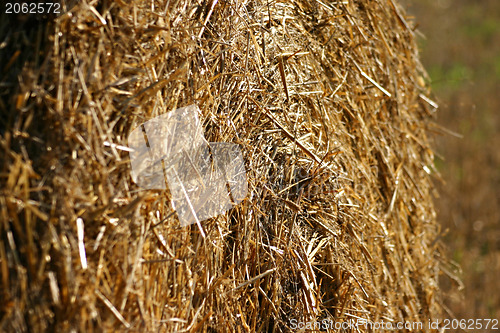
1;0;446;331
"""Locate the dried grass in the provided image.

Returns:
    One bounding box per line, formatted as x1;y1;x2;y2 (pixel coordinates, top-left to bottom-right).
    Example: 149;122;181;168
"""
1;0;445;331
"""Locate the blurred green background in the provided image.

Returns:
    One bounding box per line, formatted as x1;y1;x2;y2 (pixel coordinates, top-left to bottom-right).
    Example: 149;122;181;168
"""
401;0;500;327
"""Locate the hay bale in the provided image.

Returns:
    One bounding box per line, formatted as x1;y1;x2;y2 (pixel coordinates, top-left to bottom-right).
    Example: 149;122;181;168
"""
0;0;444;331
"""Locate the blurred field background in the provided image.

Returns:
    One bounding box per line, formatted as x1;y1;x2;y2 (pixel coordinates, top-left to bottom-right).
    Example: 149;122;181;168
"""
402;0;500;327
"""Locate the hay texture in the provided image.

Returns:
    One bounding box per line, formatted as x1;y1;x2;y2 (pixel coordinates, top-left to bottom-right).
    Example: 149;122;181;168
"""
1;0;444;331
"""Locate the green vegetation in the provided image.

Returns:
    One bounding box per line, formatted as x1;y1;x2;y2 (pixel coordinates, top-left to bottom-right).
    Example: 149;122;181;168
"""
403;0;500;326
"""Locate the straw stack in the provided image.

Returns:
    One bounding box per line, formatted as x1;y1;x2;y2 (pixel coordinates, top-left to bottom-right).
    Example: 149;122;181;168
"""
0;0;445;331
